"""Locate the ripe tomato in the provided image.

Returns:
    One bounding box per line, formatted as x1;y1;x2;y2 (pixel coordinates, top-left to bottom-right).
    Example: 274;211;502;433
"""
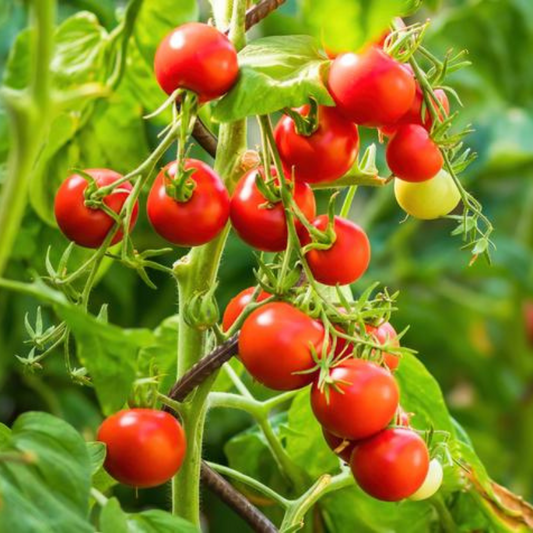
238;302;325;390
147;159;230;247
410;459;443;501
274;105;359;184
365;321;401;371
154;22;238;101
310;358;399;440
350;428;430;501
54;169;138;248
386;124;443;182
230;167;316;252
97;409;186;488
222;287;270;331
327;47;415;127
394;169;460;220
381;87;449;136
323;428;356;463
303;215;371;286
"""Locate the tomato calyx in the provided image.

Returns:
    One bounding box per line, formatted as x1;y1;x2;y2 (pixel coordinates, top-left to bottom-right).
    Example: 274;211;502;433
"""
282;98;320;137
383;20;428;63
183;283;220;331
163;165;197;203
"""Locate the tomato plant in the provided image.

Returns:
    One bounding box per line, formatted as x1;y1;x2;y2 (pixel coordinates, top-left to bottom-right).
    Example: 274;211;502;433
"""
1;0;525;532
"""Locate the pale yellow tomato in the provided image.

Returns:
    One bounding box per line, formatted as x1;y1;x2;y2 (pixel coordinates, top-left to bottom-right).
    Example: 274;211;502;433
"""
394;169;461;220
409;459;443;501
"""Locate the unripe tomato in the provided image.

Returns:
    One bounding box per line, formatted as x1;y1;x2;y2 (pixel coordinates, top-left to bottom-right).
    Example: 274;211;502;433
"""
303;215;371;286
154;22;239;101
230;167;316;252
327;47;415;127
381;87;449;137
394;169;460;220
365;321;401;371
410;459;443;501
147;159;230;247
323;428;356;463
386;124;443;182
97;409;186;488
222;287;270;331
310;359;399;440
350;428;429;501
54;169;138;248
239;302;325;390
274;105;359;184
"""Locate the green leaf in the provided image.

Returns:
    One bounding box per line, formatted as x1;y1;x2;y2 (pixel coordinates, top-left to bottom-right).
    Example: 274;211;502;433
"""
299;0;411;54
58;305;155;414
0;412;93;533
100;497;199;533
212;36;333;122
87;441;106;475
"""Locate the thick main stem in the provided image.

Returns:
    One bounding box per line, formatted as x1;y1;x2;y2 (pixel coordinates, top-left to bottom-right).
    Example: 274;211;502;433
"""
171;0;247;523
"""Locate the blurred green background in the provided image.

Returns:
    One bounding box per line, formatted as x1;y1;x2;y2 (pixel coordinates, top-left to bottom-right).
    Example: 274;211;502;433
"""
1;0;533;530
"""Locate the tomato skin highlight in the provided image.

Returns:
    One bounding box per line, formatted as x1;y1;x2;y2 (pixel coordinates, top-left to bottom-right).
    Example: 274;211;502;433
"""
394;169;460;220
310;359;399;440
365;321;401;371
54;169;138;248
230;167;316;252
327;47;416;127
386;124;443;182
222;287;270;331
147;159;230;247
381;87;449;137
97;409;186;488
154;22;239;101
274;105;359;184
322;428;356;463
239;302;325;390
350;428;430;501
303;215;371;286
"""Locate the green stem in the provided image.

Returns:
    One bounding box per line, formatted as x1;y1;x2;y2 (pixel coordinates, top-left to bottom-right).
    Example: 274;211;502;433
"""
0;0;55;276
429;494;456;533
170;0;248;523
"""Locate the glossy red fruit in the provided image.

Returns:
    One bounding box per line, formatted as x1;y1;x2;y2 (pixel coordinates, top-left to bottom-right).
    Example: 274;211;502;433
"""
311;358;399;440
154;22;238;101
381;87;449;136
54;169;138;249
327;47;415;127
350;428;430;501
323;428;356;463
222;287;270;331
303;215;371;286
230;167;316;252
365;321;401;371
239;302;325;390
386;124;443;182
147;159;230;247
274;105;359;184
97;409;186;488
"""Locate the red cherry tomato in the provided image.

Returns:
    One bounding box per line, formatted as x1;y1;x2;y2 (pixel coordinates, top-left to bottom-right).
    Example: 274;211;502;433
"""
327;47;415;127
365;321;401;371
230;167;316;252
222;287;270;331
386;124;443;182
147;159;230;247
323;428;356;463
274;105;359;184
154;22;239;102
381;87;449;136
239;302;325;390
54;169;138;249
97;409;186;488
310;358;399;440
350;428;429;501
303;215;371;286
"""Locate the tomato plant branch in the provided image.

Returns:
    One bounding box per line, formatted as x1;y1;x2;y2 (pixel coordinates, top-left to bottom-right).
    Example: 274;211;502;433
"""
201;463;280;533
0;0;55;277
